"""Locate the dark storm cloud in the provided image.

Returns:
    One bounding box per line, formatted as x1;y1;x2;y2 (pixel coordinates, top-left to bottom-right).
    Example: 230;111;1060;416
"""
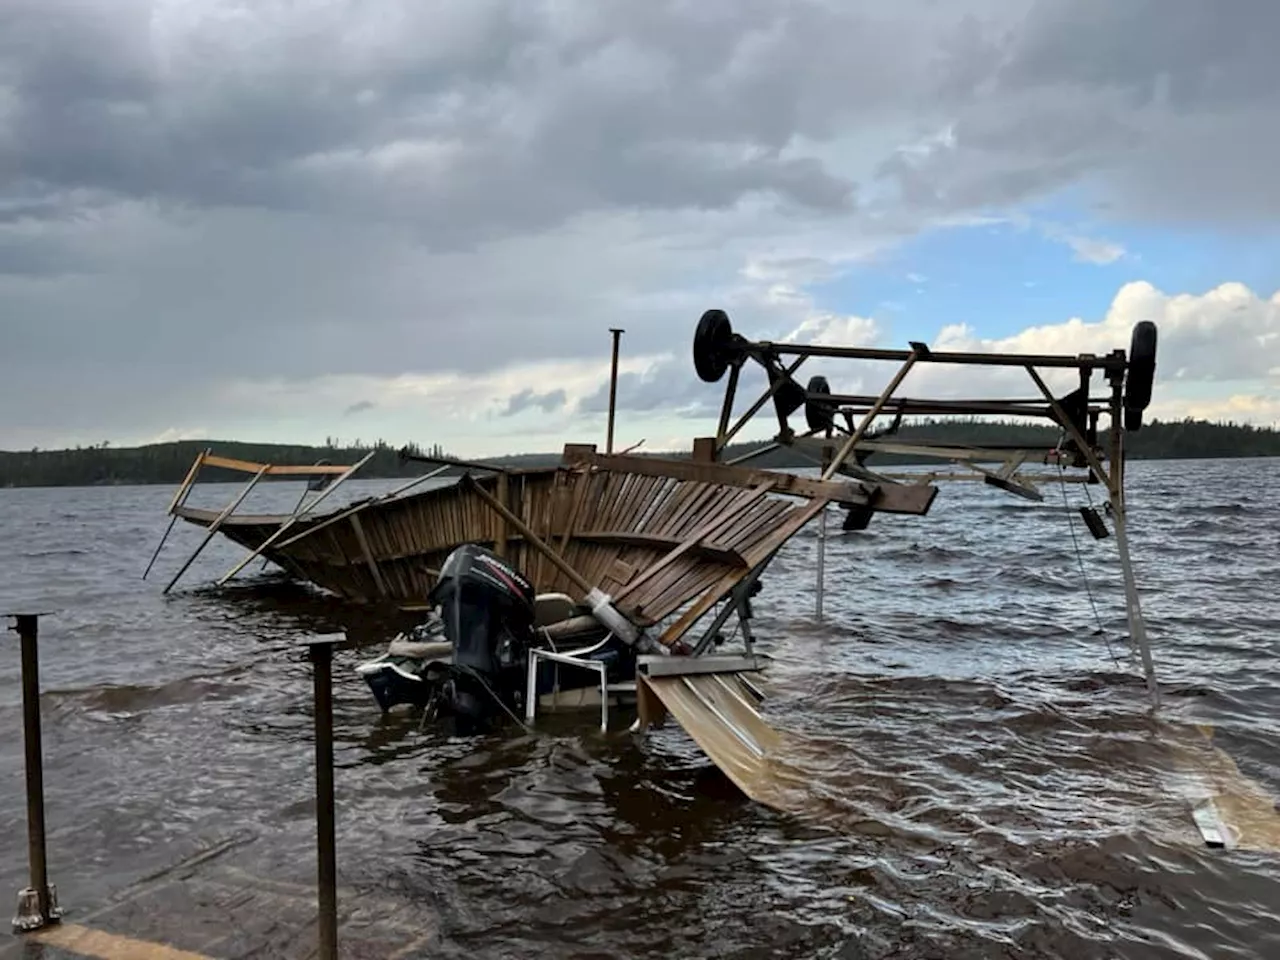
1;0;933;245
344;400;376;416
2;0;1277;448
877;0;1280;224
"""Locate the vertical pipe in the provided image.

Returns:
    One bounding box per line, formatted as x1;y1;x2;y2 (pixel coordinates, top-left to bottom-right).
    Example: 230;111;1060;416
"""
17;615;53;927
606;328;624;455
816;446;829;622
309;640;338;960
816;508;827;622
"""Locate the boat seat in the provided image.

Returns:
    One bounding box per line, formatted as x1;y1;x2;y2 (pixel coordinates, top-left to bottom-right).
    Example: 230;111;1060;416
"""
538;614;609;647
387;638;453;660
533;592;577;627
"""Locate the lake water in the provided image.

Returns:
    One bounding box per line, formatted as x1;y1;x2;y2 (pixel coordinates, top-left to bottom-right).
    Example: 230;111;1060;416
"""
1;458;1278;958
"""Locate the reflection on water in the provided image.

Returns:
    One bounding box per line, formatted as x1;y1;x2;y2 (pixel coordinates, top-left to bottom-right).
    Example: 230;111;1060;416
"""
1;458;1279;958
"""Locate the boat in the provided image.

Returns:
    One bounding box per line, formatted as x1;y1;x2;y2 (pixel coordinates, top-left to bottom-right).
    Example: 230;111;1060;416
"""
148;309;1163;775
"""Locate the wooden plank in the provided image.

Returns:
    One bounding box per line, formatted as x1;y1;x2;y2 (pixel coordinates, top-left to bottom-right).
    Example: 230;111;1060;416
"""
494;471;509;559
214;451;377;585
560;445;936;514
643;478;706;536
615;483;771;605
202;454;353;476
21;922;214;960
349;514;388;597
657;497;830;645
663;482;725;539
573;530;744;566
163;464;271;594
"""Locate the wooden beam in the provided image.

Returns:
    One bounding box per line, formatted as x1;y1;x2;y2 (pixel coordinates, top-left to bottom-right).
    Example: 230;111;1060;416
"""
201;454;354;476
461;474;594;595
822;351;919;480
348;514;388;597
658;496;830;645
574;530;745;566
144;449;210;580
561;445;937;515
614;483;772;605
272;464;452;550
214;450;376;585
494;470;510;559
163;464;270;594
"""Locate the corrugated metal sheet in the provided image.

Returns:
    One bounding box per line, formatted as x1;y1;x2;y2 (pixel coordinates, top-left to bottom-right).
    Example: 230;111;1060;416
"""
638;672;810;813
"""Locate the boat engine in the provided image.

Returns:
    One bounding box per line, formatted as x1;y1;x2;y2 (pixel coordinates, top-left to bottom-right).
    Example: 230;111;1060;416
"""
429;543;537;731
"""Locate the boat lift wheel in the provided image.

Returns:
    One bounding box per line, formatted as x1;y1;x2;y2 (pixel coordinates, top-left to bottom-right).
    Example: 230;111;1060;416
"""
1123;320;1158;432
805;375;837;433
693;309;736;383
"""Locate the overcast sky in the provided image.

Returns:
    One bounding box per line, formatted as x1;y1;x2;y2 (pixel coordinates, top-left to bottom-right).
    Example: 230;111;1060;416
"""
3;0;1278;456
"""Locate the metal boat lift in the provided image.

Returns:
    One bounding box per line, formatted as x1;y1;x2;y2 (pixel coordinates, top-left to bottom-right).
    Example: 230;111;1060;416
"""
685;307;1162;707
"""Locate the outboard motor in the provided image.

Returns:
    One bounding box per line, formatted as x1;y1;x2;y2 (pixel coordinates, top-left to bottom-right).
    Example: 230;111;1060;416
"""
428;543;537;731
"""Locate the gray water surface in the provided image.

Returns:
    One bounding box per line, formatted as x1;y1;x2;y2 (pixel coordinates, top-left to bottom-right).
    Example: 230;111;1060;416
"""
1;458;1278;958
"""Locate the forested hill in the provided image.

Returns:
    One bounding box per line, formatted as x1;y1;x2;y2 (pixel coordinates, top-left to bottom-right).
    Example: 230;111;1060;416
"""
2;418;1279;488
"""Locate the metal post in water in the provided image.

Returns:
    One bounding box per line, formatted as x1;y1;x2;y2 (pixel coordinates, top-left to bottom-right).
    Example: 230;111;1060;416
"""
606;328;625;455
816;448;830;622
308;637;341;960
10;613;61;933
1111;504;1160;710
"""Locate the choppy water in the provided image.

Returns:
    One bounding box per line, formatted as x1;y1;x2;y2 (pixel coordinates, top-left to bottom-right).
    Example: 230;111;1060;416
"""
2;458;1279;958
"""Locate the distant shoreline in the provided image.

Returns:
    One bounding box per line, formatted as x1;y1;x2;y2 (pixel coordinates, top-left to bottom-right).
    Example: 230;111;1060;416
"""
2;418;1278;489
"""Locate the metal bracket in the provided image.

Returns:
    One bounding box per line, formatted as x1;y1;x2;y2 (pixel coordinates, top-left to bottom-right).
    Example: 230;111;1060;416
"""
637;653;772;678
13;884;61;933
689;551;775;656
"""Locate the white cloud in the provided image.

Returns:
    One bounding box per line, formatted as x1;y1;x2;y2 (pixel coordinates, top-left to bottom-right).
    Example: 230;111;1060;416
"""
873;280;1280;421
1062;234;1126;265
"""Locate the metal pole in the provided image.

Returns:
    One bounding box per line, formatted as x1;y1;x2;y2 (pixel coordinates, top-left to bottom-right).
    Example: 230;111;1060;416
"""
606;328;624;455
816;446;830;622
309;638;339;960
11;614;60;933
816;508;827;622
1111;504;1159;709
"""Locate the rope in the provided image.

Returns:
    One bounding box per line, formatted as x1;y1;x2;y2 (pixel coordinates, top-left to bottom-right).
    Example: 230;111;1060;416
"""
1058;461;1122;667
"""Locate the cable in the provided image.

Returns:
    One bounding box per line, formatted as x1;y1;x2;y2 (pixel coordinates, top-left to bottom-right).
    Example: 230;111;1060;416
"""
456;663;531;730
1058;461;1122;667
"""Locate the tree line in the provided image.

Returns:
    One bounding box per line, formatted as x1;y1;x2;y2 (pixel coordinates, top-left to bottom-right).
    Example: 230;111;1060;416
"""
1;418;1278;488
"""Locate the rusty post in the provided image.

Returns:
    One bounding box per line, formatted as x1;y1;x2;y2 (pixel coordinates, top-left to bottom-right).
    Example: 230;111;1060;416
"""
606;328;624;455
10;613;61;933
308;637;341;960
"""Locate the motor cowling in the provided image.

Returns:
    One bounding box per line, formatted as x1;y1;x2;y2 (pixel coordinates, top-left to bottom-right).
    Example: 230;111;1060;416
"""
428;543;537;727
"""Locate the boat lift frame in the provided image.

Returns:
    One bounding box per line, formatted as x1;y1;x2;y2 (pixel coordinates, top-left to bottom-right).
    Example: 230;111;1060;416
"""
688;309;1161;707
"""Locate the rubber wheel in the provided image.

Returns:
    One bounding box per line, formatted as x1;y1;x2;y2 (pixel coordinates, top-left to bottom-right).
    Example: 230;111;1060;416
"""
805;375;836;432
1124;321;1158;415
693;309;734;383
1124;406;1144;433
